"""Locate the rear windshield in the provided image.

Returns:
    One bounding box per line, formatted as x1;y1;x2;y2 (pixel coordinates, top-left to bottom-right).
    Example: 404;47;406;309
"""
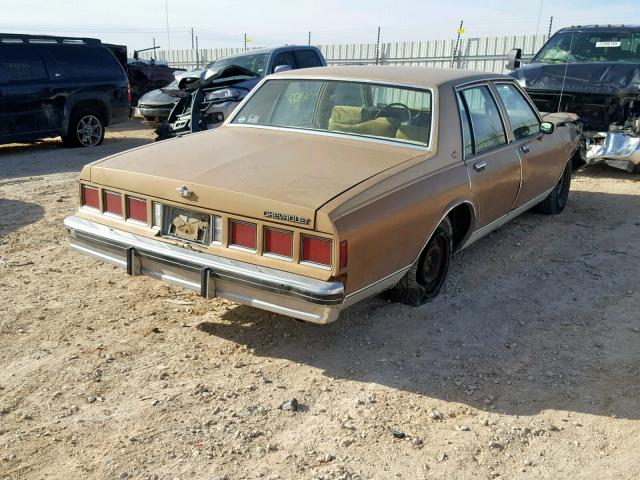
231;79;433;146
533;31;640;63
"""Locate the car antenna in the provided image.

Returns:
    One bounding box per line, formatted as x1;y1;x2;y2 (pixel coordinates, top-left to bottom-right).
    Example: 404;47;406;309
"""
557;32;574;113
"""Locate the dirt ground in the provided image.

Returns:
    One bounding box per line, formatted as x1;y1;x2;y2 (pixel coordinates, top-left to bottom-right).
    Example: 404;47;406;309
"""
1;120;639;480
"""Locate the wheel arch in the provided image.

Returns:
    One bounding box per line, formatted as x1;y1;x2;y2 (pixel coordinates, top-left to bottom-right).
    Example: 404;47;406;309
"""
61;94;111;134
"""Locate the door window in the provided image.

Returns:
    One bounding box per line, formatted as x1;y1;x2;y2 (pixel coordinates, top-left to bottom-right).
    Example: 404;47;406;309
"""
460;85;507;154
272;52;296;72
293;50;322;68
495;83;541;140
0;44;48;83
46;45;123;78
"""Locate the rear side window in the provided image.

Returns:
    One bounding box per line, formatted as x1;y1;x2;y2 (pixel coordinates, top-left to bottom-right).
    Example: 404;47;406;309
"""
46;45;123;79
460;85;507;154
292;50;322;68
495;83;540;140
0;44;48;83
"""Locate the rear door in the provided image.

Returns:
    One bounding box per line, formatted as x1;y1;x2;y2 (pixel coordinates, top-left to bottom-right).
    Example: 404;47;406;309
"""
493;81;564;207
0;43;52;138
457;83;522;227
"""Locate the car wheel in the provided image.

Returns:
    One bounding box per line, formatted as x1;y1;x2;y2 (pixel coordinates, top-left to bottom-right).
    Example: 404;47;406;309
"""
386;217;452;306
62;109;105;147
534;160;572;215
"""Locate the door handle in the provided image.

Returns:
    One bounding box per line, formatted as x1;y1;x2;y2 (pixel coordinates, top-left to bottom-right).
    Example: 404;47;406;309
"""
520;144;531;154
474;160;487;171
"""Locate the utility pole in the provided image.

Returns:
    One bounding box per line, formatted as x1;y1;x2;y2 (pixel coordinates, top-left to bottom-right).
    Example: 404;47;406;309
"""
375;26;381;65
548;16;554;39
195;35;200;68
308;31;311;46
191;28;194;49
451;20;464;68
165;0;171;52
244;33;247;51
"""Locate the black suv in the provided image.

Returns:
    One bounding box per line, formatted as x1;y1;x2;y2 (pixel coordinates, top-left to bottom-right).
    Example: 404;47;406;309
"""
0;34;129;147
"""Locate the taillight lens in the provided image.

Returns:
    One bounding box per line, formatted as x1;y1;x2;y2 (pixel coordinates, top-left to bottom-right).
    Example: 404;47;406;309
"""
340;240;348;268
264;228;293;258
301;235;332;266
104;191;122;216
127;197;147;223
127;82;132;105
230;220;256;250
82;185;99;209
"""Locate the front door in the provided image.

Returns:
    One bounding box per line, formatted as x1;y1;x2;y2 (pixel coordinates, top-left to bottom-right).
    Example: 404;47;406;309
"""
493;82;564;207
457;84;521;228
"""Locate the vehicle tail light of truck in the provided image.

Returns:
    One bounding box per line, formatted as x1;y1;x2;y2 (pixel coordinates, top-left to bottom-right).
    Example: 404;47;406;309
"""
340;240;348;268
212;215;222;243
127;196;147;223
127;82;132;105
104;191;122;216
301;235;332;267
81;185;99;209
230;220;257;250
264;228;293;258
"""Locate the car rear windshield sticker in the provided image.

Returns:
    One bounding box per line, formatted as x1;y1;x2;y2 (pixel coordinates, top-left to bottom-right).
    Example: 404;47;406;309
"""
595;41;621;48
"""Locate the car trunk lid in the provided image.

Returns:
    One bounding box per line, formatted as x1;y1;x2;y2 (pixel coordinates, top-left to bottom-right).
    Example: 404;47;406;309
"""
87;126;422;229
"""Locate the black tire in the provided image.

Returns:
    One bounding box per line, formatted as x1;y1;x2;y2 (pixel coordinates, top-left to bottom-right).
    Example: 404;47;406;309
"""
534;160;572;215
62;108;105;148
386;217;453;306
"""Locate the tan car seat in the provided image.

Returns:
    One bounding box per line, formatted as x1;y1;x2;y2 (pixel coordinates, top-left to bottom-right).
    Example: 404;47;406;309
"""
328;106;398;138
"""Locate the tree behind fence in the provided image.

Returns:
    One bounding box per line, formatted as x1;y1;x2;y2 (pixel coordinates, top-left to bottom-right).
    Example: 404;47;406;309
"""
141;34;547;74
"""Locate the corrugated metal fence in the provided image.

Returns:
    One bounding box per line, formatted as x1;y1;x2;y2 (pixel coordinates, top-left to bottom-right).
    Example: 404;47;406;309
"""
142;34;547;73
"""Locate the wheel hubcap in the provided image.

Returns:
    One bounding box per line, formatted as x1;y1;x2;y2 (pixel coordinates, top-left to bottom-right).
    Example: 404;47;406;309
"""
76;115;102;147
419;234;448;291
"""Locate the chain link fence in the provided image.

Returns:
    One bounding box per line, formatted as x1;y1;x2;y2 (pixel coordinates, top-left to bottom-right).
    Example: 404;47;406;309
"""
141;34;548;74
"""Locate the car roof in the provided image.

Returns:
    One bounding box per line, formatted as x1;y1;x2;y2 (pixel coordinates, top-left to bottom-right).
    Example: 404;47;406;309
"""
219;45;317;59
557;24;640;33
271;65;511;88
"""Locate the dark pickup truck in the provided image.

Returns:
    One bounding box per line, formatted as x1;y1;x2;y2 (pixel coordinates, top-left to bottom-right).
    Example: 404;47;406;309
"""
507;25;640;172
0;34;129;147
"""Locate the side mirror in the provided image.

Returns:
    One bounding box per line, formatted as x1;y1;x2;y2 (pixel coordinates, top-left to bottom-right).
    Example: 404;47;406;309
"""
505;48;522;70
540;121;554;134
273;64;292;74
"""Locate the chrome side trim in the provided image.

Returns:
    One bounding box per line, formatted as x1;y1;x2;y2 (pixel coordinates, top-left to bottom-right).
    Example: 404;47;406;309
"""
461;185;554;249
343;266;409;307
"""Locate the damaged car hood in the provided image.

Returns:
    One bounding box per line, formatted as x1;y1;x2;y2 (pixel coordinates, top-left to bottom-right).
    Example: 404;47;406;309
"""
511;62;640;95
82;127;422;228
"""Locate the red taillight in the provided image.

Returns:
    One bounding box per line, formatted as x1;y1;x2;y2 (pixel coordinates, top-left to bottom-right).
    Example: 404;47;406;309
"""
230;221;257;250
127;197;147;223
340;240;348;268
104;191;122;216
127;82;132;105
301;235;332;266
82;185;99;209
264;228;293;258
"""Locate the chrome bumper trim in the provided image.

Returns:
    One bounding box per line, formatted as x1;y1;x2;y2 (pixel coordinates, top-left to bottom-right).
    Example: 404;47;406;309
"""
64;216;344;323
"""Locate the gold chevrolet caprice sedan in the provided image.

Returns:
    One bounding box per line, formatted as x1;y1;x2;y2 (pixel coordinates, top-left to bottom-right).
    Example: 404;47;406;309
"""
65;66;580;324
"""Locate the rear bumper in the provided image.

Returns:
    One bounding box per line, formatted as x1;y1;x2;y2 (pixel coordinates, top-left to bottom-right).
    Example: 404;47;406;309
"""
64;216;344;324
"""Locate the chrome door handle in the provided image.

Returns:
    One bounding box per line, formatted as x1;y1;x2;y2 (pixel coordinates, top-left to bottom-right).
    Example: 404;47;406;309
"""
474;160;487;171
520;144;530;154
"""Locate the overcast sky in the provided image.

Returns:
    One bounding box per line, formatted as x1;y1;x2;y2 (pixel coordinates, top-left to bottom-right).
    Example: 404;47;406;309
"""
1;0;638;52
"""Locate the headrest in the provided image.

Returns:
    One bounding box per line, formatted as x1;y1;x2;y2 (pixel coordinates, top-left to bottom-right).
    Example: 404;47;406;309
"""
330;106;368;125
